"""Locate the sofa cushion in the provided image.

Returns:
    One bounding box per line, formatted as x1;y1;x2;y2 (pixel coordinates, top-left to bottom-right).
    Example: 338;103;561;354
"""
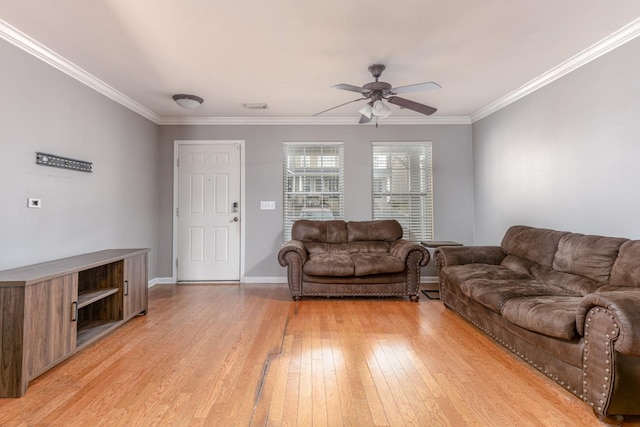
500;255;549;278
351;253;405;276
459;279;574;313
347;220;402;242
552;233;627;283
347;241;391;253
538;270;602;296
304;253;354;276
292;220;348;243
441;264;532;286
501;225;569;267
610;240;640;287
500;296;582;340
305;242;350;256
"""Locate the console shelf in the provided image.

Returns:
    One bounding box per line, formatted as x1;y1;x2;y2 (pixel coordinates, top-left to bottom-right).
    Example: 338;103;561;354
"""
77;287;119;308
0;248;149;397
76;319;121;347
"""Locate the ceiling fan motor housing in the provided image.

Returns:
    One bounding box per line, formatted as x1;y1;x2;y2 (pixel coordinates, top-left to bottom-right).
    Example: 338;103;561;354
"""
363;81;392;95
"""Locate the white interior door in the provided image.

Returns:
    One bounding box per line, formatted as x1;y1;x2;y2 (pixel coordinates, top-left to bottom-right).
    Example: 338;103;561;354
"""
177;143;241;281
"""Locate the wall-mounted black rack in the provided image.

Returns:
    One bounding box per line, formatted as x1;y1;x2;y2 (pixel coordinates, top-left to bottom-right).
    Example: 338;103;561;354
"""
36;152;92;173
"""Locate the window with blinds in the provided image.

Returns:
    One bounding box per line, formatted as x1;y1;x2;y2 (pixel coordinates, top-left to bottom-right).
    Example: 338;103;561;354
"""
283;142;344;241
372;141;434;242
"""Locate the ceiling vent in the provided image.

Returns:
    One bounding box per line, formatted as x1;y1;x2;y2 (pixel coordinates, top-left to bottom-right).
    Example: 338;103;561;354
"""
242;103;268;110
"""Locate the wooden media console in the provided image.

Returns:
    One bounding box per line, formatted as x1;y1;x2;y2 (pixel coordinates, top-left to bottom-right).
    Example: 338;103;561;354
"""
0;249;149;397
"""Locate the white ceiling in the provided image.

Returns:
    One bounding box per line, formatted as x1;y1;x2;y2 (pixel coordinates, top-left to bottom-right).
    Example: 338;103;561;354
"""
2;1;640;124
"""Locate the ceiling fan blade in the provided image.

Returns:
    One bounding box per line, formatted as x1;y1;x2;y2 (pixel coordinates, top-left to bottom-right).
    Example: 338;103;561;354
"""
331;84;371;95
387;96;437;115
313;97;365;117
359;114;372;124
391;82;441;94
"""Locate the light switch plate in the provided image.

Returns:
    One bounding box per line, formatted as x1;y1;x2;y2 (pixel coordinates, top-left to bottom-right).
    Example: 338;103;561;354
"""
260;201;276;210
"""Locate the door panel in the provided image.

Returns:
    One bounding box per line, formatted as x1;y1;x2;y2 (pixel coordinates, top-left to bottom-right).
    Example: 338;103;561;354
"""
178;143;241;281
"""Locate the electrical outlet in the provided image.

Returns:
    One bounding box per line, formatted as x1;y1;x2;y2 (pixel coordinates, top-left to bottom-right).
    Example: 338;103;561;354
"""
260;201;276;210
28;198;42;208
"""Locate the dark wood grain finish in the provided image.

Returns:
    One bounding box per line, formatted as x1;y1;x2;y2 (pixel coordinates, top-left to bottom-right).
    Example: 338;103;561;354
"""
0;286;27;397
123;253;148;319
0;249;149;287
25;274;77;380
0;249;149;397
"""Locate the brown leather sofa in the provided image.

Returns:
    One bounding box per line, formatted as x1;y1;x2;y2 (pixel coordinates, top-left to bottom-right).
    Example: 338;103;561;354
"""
436;225;640;425
278;219;430;301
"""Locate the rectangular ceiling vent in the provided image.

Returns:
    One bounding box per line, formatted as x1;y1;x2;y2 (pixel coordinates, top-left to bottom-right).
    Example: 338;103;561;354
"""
242;103;269;110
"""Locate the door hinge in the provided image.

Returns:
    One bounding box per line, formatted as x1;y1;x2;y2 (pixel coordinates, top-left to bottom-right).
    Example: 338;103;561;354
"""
176;258;179;268
176;207;179;217
177;157;179;167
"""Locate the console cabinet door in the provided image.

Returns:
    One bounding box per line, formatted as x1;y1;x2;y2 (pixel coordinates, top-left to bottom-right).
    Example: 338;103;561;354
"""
25;273;78;380
123;253;148;319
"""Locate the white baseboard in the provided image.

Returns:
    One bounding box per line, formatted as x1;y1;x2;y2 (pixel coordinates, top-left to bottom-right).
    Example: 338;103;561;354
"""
240;276;439;284
243;276;288;284
148;277;174;287
149;276;437;286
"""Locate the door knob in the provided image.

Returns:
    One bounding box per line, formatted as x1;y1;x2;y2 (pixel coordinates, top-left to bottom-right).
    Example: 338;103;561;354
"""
233;217;239;222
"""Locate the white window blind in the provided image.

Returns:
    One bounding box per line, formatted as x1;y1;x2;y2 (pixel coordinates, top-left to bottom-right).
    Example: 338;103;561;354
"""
372;141;434;242
283;142;344;241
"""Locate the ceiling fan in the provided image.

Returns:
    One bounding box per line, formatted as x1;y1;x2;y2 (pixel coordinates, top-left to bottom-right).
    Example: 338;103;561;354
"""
314;64;440;124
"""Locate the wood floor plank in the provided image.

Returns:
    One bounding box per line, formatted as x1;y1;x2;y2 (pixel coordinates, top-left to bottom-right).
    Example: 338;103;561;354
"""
2;284;640;426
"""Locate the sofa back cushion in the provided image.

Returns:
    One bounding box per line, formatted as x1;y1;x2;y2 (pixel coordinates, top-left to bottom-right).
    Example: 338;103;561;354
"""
552;233;627;283
609;240;640;287
347;220;403;242
501;225;569;267
292;220;348;243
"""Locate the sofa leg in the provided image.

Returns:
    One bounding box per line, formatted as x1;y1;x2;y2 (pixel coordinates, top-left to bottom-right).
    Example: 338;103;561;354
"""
594;409;623;426
410;295;419;302
292;296;301;302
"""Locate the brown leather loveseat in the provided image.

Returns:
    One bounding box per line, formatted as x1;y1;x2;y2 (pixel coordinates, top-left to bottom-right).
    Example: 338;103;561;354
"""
436;225;640;425
278;219;430;301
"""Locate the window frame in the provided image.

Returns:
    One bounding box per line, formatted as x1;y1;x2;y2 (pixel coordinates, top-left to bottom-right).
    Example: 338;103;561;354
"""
371;141;434;242
283;142;344;241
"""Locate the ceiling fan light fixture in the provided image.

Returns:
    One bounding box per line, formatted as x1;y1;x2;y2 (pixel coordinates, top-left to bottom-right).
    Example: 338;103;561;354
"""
172;94;204;109
372;99;392;118
358;103;373;119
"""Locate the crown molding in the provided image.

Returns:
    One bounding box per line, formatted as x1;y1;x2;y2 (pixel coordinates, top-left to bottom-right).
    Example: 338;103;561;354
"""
0;19;469;126
470;17;640;123
157;115;471;126
0;19;162;124
4;16;640;127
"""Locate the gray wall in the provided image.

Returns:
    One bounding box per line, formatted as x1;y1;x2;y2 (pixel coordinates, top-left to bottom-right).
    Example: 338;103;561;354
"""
158;124;474;279
0;39;160;276
472;36;640;244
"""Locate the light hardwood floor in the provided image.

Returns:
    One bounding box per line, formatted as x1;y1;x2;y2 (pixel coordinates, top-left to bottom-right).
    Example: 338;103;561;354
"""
1;283;637;426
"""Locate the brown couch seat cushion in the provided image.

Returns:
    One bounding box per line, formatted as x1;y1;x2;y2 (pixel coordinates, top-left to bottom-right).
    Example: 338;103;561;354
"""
459;278;575;313
347;241;391;253
441;264;532;285
351;253;405;276
500;296;582;340
538;270;602;296
304;253;354;276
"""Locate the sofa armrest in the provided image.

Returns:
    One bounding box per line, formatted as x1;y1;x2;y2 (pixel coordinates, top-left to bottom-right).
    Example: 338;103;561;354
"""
577;290;640;356
390;240;430;266
277;240;308;266
435;246;506;269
